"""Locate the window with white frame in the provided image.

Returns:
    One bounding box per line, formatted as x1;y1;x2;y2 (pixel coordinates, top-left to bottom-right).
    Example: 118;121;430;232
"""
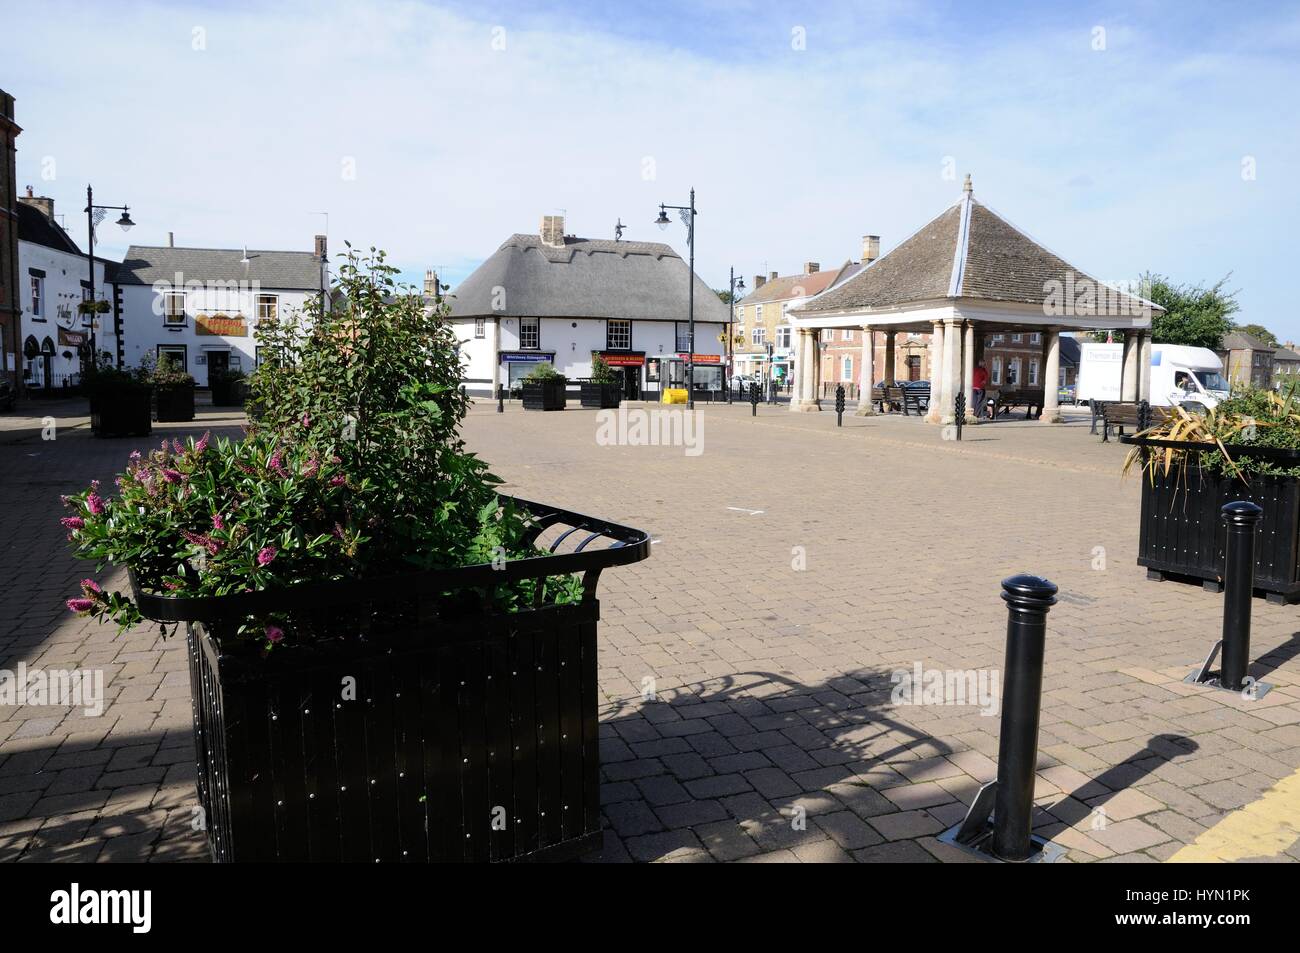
163;292;186;327
776;326;791;349
607;319;631;350
1011;333;1022;343
993;333;1004;342
1030;332;1041;344
29;274;43;317
474;317;485;339
756;304;764;322
674;323;691;351
752;326;766;346
1007;359;1020;385
842;356;853;380
519;317;540;349
992;357;1002;385
256;294;278;322
842;329;853;341
1059;367;1067;386
1029;358;1040;385
157;344;187;369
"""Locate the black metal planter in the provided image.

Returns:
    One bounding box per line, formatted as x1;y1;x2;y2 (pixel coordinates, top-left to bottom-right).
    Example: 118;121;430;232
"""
522;380;567;411
1124;437;1300;603
131;498;649;862
91;386;153;437
211;379;248;407
579;381;621;409
155;385;196;422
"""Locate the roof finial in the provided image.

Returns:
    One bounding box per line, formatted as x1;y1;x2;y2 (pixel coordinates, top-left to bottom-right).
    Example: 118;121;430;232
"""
962;173;973;194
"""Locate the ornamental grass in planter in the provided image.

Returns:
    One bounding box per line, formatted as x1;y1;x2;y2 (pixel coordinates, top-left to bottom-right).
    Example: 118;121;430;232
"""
61;248;648;862
1123;387;1300;602
521;363;567;411
151;354;196;422
580;356;622;409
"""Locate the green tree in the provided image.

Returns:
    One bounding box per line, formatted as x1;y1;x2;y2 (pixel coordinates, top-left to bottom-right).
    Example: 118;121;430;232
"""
1233;323;1278;347
716;288;736;305
1146;272;1239;350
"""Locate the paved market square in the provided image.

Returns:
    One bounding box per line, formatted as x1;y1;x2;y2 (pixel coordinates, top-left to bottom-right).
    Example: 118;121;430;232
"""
2;398;1299;863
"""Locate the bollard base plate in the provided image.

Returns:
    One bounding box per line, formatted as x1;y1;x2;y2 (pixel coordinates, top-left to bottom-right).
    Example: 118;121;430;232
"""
1183;669;1272;700
938;821;1066;864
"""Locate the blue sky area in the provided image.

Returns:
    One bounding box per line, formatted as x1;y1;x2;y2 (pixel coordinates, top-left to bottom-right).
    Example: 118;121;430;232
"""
7;0;1300;336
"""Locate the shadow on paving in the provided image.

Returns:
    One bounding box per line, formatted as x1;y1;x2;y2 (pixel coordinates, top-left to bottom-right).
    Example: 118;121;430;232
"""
592;667;960;862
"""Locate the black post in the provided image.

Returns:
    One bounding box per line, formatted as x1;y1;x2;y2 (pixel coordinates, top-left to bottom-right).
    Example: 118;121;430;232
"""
1220;501;1263;691
835;384;845;426
497;384;504;413
749;382;759;416
954;391;965;441
992;574;1057;861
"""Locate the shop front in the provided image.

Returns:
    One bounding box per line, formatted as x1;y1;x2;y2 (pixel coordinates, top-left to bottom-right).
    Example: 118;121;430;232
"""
593;351;644;400
645;352;724;402
500;350;558;393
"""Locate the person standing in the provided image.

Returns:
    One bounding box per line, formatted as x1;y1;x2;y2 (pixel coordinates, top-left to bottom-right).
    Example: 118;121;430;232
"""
972;360;989;418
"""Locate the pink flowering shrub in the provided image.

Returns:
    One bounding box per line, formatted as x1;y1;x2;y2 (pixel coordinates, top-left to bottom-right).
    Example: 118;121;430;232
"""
61;248;580;644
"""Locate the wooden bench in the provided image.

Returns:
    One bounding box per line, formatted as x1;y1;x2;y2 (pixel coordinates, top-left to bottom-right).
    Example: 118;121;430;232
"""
990;388;1045;419
902;382;930;416
1100;402;1168;442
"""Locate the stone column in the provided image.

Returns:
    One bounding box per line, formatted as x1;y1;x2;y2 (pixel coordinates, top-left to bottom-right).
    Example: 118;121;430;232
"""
856;326;875;415
926;320;946;423
962;321;976;423
1138;331;1152;404
940;318;960;425
811;330;822;410
1121;332;1139;401
791;329;821;412
1042;329;1062;423
790;329;807;411
883;329;897;385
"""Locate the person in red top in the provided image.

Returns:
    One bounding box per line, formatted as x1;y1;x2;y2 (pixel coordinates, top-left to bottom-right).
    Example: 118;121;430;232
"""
972;362;989;418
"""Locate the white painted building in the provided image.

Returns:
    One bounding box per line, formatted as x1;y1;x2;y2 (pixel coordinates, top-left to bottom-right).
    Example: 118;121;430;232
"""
448;215;728;400
16;191;119;390
113;238;328;385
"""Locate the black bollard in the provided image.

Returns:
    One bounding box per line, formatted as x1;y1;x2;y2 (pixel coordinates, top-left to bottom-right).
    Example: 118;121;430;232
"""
749;383;759;417
1220;501;1263;691
954;391;965;441
992;574;1057;861
497;384;504;413
835;384;845;427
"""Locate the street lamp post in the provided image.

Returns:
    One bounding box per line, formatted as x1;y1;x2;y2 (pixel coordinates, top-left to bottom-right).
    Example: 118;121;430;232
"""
655;189;697;409
84;185;134;368
727;268;745;403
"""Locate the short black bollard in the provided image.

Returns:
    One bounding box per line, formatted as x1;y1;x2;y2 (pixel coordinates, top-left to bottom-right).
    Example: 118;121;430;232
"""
954;391;965;441
835;384;845;426
497;384;504;414
749;383;759;416
1220;501;1263;691
991;574;1057;861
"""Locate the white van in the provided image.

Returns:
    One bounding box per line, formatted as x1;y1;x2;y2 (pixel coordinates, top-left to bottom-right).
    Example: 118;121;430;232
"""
1149;344;1229;412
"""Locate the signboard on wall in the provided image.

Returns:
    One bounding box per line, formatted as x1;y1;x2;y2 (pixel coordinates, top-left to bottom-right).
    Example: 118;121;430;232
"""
675;353;721;364
195;313;249;337
597;351;644;367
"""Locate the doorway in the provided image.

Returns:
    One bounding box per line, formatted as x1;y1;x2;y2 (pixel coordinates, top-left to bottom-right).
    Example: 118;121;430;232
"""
619;366;640;400
907;355;921;381
207;350;229;386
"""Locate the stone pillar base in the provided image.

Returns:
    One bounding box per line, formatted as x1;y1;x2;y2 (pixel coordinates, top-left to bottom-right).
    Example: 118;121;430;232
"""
1041;411;1063;424
964;414;981;425
924;410;942;424
854;404;875;417
790;399;822;412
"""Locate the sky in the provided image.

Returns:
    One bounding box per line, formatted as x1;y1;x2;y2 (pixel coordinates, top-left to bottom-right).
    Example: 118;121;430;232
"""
6;0;1300;336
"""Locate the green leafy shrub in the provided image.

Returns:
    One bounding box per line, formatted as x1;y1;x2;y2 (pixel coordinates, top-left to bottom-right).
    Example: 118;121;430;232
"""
589;355;615;384
523;362;566;382
62;246;581;646
149;353;194;389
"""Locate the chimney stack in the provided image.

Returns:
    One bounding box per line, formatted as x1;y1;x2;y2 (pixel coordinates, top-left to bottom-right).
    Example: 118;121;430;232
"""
18;186;54;222
167;231;174;247
803;262;820;275
540;215;566;248
753;274;766;289
424;269;438;297
862;235;880;264
769;271;778;282
314;234;327;259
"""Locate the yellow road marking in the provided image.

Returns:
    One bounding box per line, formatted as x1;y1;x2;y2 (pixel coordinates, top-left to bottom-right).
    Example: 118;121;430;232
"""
1167;767;1300;862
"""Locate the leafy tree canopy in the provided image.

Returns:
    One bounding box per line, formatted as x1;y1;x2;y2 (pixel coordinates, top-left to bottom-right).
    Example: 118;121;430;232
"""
1146;272;1239;350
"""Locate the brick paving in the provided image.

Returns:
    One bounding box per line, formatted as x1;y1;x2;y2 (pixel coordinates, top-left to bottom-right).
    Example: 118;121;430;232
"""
2;397;1299;862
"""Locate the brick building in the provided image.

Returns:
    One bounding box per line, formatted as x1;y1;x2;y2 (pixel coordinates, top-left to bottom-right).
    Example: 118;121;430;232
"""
1218;330;1275;390
0;89;20;393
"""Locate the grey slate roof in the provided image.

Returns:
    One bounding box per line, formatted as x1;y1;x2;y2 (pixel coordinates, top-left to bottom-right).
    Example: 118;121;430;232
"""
115;245;323;290
18;202;81;255
448;234;729;324
1221;331;1275;352
798;196;1158;317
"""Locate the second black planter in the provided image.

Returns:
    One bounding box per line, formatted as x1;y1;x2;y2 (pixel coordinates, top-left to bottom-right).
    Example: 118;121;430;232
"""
580;381;621;409
91;386;153;437
155;385;195;422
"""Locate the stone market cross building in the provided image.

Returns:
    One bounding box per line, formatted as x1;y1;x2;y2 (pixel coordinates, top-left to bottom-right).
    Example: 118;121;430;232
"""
790;177;1159;423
